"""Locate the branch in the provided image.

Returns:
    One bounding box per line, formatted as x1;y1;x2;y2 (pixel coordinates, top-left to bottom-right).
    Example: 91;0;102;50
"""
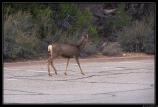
104;9;116;15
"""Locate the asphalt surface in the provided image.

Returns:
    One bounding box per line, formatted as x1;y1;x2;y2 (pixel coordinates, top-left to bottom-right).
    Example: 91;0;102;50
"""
3;56;155;104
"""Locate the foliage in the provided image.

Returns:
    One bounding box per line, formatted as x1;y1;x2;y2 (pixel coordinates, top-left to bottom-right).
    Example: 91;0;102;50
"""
109;3;131;30
126;3;155;21
3;3;155;60
88;25;100;43
117;17;155;54
102;3;131;42
4;11;40;59
102;42;122;56
83;42;98;55
3;3;96;59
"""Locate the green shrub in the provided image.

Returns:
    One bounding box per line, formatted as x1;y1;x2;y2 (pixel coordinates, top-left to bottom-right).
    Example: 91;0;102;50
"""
4;3;97;60
88;25;100;43
4;11;40;59
83;42;97;55
102;42;122;56
144;31;155;54
106;4;131;31
3;3;57;60
117;17;155;54
60;3;79;19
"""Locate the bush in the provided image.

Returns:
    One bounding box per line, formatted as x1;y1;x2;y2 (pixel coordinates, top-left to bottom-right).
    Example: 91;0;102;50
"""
88;25;100;43
4;4;58;60
102;42;122;56
117;17;155;54
111;3;131;30
144;31;155;54
4;11;40;59
3;3;97;60
83;42;97;55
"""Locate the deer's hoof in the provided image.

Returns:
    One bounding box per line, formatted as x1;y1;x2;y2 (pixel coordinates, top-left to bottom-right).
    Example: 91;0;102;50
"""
64;72;67;76
48;74;52;76
81;73;85;75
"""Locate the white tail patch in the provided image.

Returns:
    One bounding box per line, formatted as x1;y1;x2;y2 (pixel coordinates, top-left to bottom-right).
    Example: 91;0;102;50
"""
48;44;53;58
48;45;52;52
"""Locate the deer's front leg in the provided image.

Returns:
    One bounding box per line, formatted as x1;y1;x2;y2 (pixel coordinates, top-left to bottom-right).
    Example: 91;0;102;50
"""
64;58;70;75
75;56;85;75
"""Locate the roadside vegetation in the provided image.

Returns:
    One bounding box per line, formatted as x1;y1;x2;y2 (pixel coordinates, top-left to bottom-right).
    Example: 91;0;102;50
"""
3;3;155;61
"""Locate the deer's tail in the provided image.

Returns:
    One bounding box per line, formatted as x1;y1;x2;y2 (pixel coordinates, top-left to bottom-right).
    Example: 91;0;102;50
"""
48;44;53;58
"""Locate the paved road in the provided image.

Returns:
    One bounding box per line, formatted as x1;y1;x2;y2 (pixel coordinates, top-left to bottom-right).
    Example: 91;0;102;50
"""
3;56;155;104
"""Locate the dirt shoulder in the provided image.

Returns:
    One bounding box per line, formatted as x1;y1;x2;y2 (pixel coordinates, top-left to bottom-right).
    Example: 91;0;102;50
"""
3;53;154;67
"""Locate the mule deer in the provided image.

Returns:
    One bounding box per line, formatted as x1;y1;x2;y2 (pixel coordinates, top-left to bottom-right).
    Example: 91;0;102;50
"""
47;34;88;76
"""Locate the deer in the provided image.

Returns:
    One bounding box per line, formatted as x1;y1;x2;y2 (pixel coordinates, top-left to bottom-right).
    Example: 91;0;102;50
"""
47;34;88;76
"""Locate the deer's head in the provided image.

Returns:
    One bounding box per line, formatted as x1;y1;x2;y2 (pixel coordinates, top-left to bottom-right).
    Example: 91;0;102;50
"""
81;34;88;42
78;34;89;49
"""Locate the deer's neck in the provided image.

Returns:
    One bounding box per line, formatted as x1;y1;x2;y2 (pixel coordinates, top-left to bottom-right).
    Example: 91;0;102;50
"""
77;39;86;49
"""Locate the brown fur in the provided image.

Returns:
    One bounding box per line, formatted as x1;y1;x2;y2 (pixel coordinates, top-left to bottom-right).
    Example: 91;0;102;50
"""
48;34;88;76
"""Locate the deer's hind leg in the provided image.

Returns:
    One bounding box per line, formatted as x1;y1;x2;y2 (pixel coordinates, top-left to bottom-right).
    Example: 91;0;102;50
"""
51;60;57;75
48;58;52;76
48;54;57;76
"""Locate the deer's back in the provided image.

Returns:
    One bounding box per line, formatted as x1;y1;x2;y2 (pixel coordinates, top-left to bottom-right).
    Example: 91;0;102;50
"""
53;43;80;58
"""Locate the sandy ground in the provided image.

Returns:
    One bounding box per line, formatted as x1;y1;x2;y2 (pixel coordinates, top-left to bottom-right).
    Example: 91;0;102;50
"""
3;56;155;104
